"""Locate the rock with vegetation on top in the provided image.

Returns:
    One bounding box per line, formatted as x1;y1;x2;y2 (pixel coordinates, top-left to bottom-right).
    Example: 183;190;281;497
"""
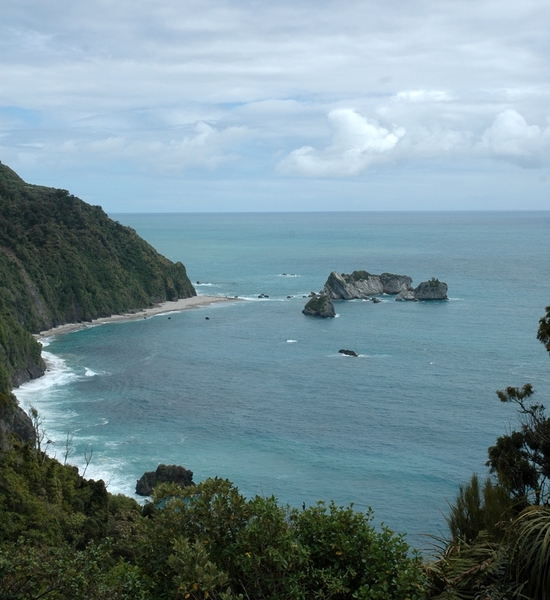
396;278;448;301
0;160;197;447
302;293;336;318
136;464;194;496
324;271;413;299
413;278;448;300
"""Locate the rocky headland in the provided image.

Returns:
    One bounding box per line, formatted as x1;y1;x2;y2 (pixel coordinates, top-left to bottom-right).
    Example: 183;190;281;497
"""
0;161;197;450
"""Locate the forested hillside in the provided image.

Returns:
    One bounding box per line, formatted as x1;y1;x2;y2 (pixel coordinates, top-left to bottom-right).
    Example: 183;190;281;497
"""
0;161;195;396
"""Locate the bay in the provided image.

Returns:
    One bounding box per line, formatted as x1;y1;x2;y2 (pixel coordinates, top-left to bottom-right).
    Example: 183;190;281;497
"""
15;211;550;549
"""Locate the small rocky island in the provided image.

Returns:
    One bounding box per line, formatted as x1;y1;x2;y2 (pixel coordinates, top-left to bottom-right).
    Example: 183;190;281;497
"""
302;270;448;317
302;293;336;318
324;271;448;301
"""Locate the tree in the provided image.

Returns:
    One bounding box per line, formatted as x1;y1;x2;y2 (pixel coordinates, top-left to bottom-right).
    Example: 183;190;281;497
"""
486;386;550;506
138;479;425;600
537;304;550;354
425;305;550;599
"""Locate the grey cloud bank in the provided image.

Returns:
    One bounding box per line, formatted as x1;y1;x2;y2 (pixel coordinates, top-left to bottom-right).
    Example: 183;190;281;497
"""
1;0;549;211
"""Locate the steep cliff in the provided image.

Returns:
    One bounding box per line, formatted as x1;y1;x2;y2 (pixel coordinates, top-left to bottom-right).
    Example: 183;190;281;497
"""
0;161;196;443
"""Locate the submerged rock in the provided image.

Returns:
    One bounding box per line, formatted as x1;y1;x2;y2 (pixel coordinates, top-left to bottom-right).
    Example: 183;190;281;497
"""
302;294;336;318
136;464;194;496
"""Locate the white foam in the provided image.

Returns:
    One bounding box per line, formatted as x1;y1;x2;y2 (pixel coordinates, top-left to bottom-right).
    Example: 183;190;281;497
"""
286;339;298;343
84;367;98;377
15;352;78;406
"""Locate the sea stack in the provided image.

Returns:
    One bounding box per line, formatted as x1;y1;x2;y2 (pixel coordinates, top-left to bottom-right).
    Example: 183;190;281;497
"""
302;293;336;318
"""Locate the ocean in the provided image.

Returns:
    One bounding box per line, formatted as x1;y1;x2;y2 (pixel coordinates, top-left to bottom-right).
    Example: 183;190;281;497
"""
15;211;550;550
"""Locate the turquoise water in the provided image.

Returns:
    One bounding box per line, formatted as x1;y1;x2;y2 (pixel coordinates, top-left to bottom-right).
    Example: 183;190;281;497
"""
15;211;550;549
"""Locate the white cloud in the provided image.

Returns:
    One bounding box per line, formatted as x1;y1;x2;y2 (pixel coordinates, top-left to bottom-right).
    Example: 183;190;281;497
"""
395;90;452;103
279;109;405;176
92;121;250;172
2;0;550;208
476;109;550;166
3;121;249;173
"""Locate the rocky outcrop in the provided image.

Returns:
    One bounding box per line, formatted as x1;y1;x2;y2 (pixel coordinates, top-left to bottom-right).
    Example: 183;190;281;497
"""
302;294;336;318
396;278;448;301
394;290;417;302
136;464;194;496
323;270;448;302
324;271;412;299
0;395;35;452
339;349;358;357
413;278;448;300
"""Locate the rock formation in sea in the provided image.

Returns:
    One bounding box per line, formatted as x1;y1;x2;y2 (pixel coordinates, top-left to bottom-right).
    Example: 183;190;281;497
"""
395;278;448;301
323;271;448;302
302;293;336;318
324;271;413;299
136;464;194;496
338;349;358;357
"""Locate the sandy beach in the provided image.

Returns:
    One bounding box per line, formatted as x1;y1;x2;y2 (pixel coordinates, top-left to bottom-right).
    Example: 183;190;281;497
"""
35;295;239;339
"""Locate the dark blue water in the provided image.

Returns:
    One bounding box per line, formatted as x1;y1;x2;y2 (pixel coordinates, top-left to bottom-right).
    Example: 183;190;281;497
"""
16;212;550;549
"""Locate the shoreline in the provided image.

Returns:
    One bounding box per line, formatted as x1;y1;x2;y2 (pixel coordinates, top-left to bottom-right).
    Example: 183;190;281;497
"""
34;295;240;339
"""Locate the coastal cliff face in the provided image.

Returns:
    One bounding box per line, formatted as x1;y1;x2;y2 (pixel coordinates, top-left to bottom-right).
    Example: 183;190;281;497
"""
324;271;413;299
0;161;196;445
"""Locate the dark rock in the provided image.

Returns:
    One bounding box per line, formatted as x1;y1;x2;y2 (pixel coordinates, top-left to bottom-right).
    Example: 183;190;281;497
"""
0;400;36;452
339;349;358;357
372;297;381;303
302;294;336;318
258;293;269;298
136;464;194;496
12;353;46;388
205;316;210;320
414;278;448;300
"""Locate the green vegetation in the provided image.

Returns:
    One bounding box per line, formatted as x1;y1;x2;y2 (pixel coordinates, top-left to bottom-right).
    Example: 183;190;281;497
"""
1;306;548;598
2;162;550;598
0;161;194;395
425;304;550;599
0;437;425;599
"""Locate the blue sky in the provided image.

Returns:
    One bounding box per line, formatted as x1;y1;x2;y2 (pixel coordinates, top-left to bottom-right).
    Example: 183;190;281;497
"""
1;0;549;211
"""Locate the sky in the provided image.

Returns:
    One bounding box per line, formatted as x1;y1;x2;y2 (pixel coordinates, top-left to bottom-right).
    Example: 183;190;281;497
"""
1;0;550;212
